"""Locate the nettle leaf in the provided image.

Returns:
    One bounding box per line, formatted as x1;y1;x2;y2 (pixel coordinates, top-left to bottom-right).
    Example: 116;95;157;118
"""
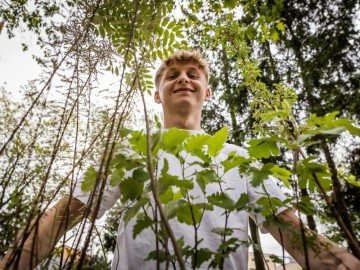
248;137;280;159
176;202;202;225
196;170;220;193
133;214;154;239
133;168;149;182
207;192;234;210
297;157;332;192
81;166;97;192
208;126;229;157
161;128;190;154
221;151;250;174
110;168;125;186
119;177;144;201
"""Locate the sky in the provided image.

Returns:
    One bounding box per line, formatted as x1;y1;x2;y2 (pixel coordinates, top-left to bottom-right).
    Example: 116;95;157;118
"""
0;29;42;95
0;24;295;262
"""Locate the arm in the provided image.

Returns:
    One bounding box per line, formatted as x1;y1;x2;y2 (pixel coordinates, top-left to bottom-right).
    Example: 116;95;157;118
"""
0;195;86;270
265;209;360;270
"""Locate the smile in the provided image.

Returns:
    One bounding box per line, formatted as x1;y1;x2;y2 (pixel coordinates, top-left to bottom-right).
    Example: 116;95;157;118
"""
173;88;195;93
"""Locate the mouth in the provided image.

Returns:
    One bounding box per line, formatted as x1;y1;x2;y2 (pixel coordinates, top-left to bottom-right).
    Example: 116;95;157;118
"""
173;88;195;93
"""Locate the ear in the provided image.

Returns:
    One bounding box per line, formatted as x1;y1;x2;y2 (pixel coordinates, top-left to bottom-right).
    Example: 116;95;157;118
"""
204;88;211;101
154;90;162;104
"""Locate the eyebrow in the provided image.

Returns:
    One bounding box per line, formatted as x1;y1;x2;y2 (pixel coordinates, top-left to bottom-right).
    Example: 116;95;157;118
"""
165;67;200;73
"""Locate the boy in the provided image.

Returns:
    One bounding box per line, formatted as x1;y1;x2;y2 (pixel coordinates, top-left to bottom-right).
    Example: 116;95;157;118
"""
1;50;359;270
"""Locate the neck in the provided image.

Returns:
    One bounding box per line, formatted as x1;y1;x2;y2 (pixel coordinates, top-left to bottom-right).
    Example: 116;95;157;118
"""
163;111;202;130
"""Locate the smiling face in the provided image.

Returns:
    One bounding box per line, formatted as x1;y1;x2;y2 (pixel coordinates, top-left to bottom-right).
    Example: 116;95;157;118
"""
154;61;211;115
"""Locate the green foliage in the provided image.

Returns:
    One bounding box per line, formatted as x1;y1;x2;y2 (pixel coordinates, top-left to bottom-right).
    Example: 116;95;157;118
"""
82;125;294;268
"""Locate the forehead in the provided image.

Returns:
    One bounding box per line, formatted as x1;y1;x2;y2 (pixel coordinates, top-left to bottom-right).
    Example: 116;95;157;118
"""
163;61;203;73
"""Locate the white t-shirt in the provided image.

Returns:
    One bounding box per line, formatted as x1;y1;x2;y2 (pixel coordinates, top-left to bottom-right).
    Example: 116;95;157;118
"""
73;130;287;270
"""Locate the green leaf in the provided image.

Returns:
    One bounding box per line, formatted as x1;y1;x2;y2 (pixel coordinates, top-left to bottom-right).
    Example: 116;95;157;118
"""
133;214;153;239
159;187;174;203
110;168;125;186
270;28;279;42
344;175;360;187
234;193;249;210
208;127;228;157
297;157;332;192
81;166;97;192
129;130;147;155
248;137;280;159
119;127;133;138
176;202;202;225
119;177;144;201
269;165;291;188
295;196;317;215
207;192;234;210
212;227;233;236
133;168;149;182
163;30;169;47
167;20;176;29
99;26;105;38
256;196;284;217
196;170;220;193
123;196;149;225
223;0;236;8
276;21;285;32
157;49;163;60
269;254;284;265
194;248;213;268
221;151;250;174
161;128;190;154
161;17;170;27
249;163;275;187
111;153;142;171
169;32;175;45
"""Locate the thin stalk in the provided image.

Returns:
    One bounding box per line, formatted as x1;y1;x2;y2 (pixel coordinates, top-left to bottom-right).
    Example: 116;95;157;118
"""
139;87;185;270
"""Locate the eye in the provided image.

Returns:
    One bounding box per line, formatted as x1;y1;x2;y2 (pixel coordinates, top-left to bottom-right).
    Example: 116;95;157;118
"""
166;73;177;79
188;72;198;78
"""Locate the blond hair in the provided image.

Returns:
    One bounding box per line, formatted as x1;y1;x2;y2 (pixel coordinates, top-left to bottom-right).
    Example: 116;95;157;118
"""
154;50;209;90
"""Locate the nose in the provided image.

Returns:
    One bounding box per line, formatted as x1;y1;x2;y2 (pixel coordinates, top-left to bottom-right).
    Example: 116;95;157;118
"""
177;72;189;83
